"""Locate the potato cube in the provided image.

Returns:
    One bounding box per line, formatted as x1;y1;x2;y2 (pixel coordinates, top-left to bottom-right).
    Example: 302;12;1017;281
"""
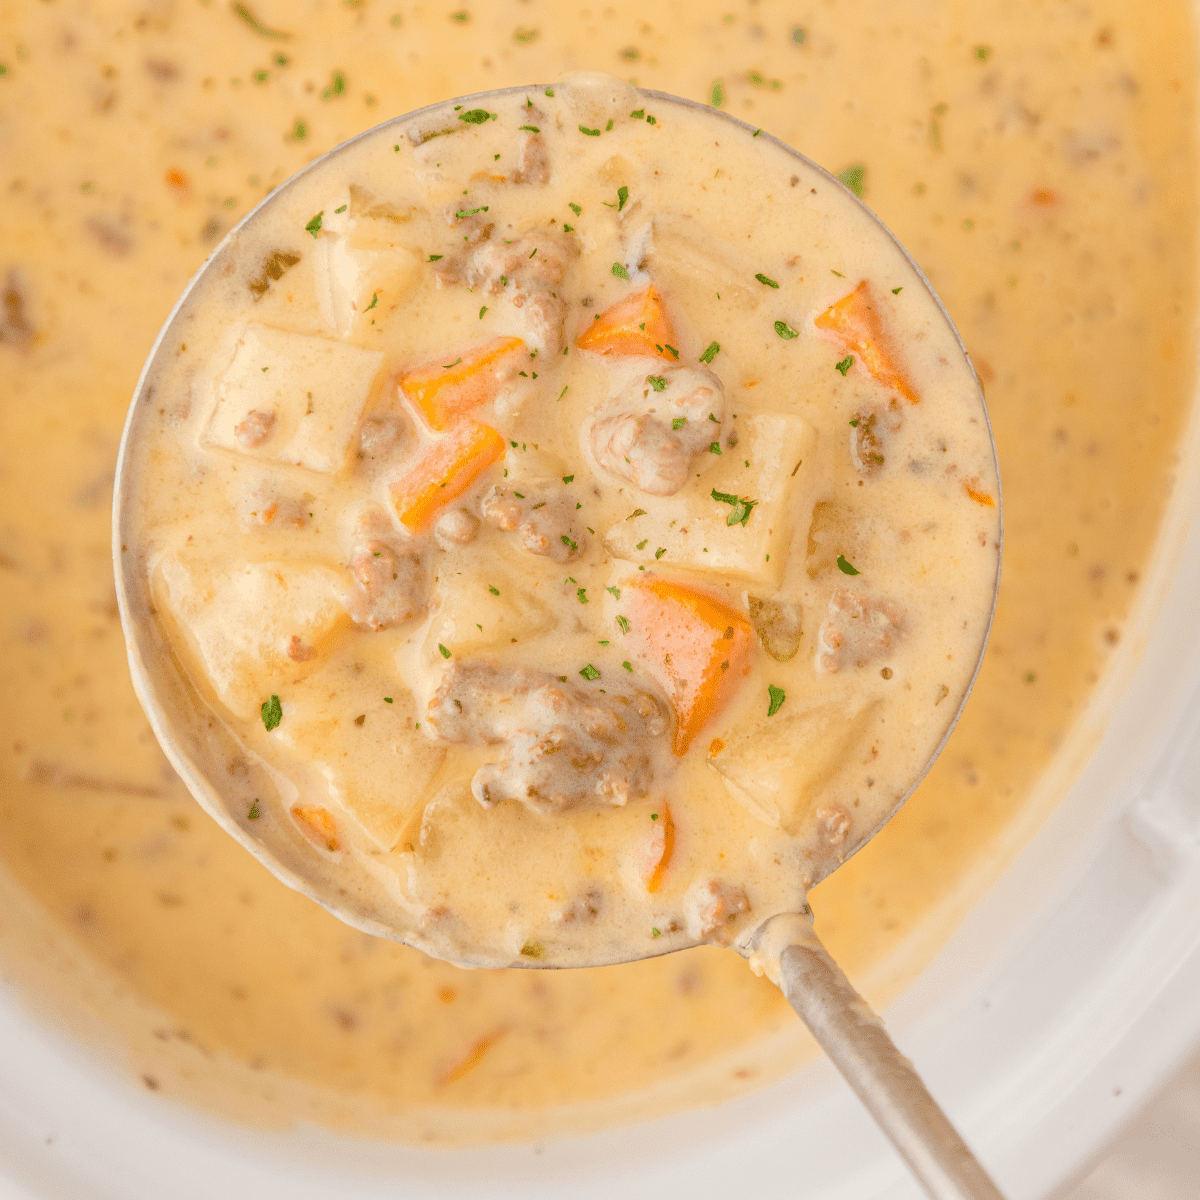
424;565;555;659
272;688;446;852
602;412;815;587
203;322;386;473
153;554;349;720
709;693;879;833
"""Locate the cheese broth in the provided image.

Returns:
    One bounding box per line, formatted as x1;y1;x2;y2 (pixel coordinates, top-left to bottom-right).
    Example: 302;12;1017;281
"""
0;0;1193;1143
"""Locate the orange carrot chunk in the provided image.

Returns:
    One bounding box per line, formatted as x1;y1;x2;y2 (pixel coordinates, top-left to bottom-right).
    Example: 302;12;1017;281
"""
390;421;505;531
624;578;755;754
576;285;677;360
292;805;340;852
645;804;676;894
399;337;525;431
814;280;920;403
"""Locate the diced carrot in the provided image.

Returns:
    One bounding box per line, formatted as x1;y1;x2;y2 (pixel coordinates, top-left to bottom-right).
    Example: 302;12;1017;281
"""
624;579;755;754
292;805;339;852
645;804;676;894
708;737;725;758
440;1027;506;1086
964;481;996;507
399;337;525;431
814;280;920;404
576;284;677;359
389;421;505;531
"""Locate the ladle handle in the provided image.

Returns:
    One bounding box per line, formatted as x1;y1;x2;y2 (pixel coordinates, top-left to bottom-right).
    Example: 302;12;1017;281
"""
777;935;1006;1200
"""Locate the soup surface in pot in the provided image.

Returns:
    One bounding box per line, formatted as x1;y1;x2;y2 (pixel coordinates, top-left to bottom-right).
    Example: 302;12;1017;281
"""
0;0;1194;1141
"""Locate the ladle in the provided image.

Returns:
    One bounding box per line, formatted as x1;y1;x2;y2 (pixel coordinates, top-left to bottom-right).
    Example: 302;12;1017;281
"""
114;81;1005;1200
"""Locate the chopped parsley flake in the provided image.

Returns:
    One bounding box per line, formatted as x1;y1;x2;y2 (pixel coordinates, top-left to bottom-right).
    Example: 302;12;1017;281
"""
664;344;679;359
622;661;633;672
438;643;452;658
233;3;292;39
384;696;393;703
579;663;601;681
568;202;581;215
248;799;262;820
892;286;904;294
651;927;662;937
454;205;489;219
767;684;787;717
562;474;574;483
672;417;687;430
699;340;720;364
775;320;799;340
518;124;540;132
580;125;602;137
616;615;630;634
612;261;630;280
260;694;283;731
654;547;666;559
835;355;853;375
365;292;379;311
304;211;323;238
577;587;589;604
488;585;500;595
442;357;463;369
478;304;487;318
837;164;865;197
647;375;667;392
563;224;575;232
458;108;496;124
710;79;725;108
836;554;861;576
606;586;622;599
320;70;346;100
427;254;443;262
636;538;648;550
709;442;722;455
711;488;757;526
334;204;348;214
520;939;544;958
561;534;578;552
755;273;780;288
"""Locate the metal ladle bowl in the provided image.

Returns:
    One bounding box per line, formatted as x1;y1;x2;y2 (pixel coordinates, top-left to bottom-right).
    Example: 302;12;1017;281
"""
114;80;1004;1200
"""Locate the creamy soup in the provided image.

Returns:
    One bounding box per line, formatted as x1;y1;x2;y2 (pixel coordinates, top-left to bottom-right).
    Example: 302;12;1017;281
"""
0;0;1193;1145
118;77;1000;970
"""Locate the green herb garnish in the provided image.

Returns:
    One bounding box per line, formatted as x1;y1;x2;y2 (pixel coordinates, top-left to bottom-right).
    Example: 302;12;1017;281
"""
612;261;630;280
755;273;779;288
767;685;786;716
837;163;865;197
579;663;601;681
579;125;601;137
458;108;495;124
260;694;283;731
304;211;323;238
672;417;687;430
835;355;853;375
775;320;799;340
647;375;667;392
233;3;292;39
438;643;452;658
836;554;860;575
